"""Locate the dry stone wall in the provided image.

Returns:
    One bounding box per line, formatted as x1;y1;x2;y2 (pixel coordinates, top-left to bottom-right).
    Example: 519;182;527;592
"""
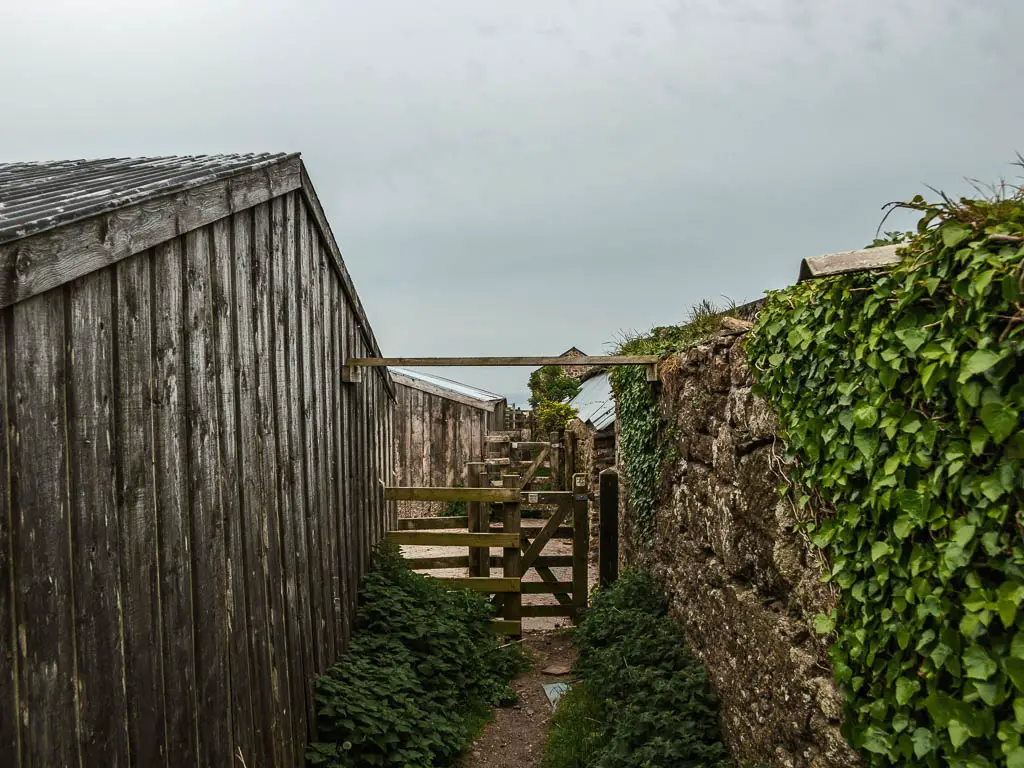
618;330;860;768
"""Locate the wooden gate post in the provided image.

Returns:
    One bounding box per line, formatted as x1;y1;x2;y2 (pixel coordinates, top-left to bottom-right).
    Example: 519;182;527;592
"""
572;472;590;620
467;463;482;577
599;468;619;587
502;474;522;635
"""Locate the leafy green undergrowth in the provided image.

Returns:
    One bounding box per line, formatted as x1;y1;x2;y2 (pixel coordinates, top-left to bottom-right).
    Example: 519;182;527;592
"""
747;183;1024;765
544;570;731;768
307;545;529;767
610;299;738;547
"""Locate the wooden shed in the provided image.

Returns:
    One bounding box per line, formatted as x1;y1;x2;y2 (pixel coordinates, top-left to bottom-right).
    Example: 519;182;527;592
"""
0;153;394;767
392;367;506;502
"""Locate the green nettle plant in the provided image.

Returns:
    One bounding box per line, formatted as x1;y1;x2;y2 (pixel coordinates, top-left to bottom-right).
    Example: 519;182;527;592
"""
746;187;1024;766
307;545;528;767
544;570;731;768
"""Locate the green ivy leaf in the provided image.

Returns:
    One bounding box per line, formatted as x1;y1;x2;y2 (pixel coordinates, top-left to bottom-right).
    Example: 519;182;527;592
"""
949;719;971;749
854;430;880;460
963;645;997;680
980;401;1019;443
958;349;1004;383
896;677;920;705
912;727;938;758
942;222;973;248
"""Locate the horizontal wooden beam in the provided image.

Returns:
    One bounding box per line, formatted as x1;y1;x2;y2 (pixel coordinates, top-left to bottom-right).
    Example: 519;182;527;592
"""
521;582;575;594
385;487;519;503
387;531;519;547
431;577;520;593
491;620;522;635
348;355;660;367
396;516;468;531
405;556;470;570
490;524;573;539
525;555;574;569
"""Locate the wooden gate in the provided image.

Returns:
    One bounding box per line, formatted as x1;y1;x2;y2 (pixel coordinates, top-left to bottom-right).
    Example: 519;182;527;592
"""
384;474;590;635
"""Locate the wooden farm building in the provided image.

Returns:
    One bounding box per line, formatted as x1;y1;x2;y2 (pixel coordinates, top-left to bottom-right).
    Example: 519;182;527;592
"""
0;153;394;767
392;368;506;505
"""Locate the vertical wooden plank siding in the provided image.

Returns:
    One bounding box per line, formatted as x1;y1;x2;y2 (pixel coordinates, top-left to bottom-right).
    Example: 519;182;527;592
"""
252;201;293;764
229;209;275;765
0;185;395;765
183;228;232;766
212;218;257;764
9;292;78;767
150;239;200;766
66;271;130;767
282;192;313;733
0;309;19;766
269;193;309;754
327;272;349;649
115;253;166;765
297;203;327;674
308;229;336;663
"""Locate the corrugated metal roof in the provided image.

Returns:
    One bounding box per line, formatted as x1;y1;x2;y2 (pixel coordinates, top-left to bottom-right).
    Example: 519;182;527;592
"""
391;367;506;404
0;152;297;245
567;371;615;431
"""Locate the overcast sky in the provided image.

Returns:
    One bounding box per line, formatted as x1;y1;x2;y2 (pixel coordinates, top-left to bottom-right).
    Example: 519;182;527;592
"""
3;0;1023;403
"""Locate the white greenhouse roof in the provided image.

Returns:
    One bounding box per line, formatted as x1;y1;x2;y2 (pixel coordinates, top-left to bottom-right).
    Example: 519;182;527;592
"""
390;367;506;407
567;371;615;431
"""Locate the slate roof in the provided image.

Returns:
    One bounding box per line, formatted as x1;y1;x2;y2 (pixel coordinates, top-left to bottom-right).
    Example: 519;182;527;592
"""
0;152;297;245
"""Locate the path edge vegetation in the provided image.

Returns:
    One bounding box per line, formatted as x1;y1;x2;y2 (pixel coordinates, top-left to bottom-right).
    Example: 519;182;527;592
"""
543;570;730;768
307;544;528;767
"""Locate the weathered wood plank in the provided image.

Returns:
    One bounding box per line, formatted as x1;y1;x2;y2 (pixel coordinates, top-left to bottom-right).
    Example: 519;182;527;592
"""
349;355;660;367
309;221;337;666
387;531;519;547
520;444;550;487
229;209;276;766
297;202;327;674
0;308;18;765
385;487;518;503
150;238;200;765
0;157;302;309
502;476;522;634
66;270;130;766
211;218;257;763
404;556;471;570
335;281;358;638
323;246;347;653
396;516;469;530
572;474;590;617
9;292;78;766
430;577;520;593
269;193;309;753
115;252;167;764
282;192;316;732
252;200;293;764
521;500;572;572
495;524;573;539
183;228;232;765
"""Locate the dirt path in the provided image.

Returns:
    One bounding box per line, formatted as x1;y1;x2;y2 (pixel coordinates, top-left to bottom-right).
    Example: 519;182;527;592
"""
460;631;577;768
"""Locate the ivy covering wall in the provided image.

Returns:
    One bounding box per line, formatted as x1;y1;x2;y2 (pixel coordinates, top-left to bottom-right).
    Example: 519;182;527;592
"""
746;191;1024;766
